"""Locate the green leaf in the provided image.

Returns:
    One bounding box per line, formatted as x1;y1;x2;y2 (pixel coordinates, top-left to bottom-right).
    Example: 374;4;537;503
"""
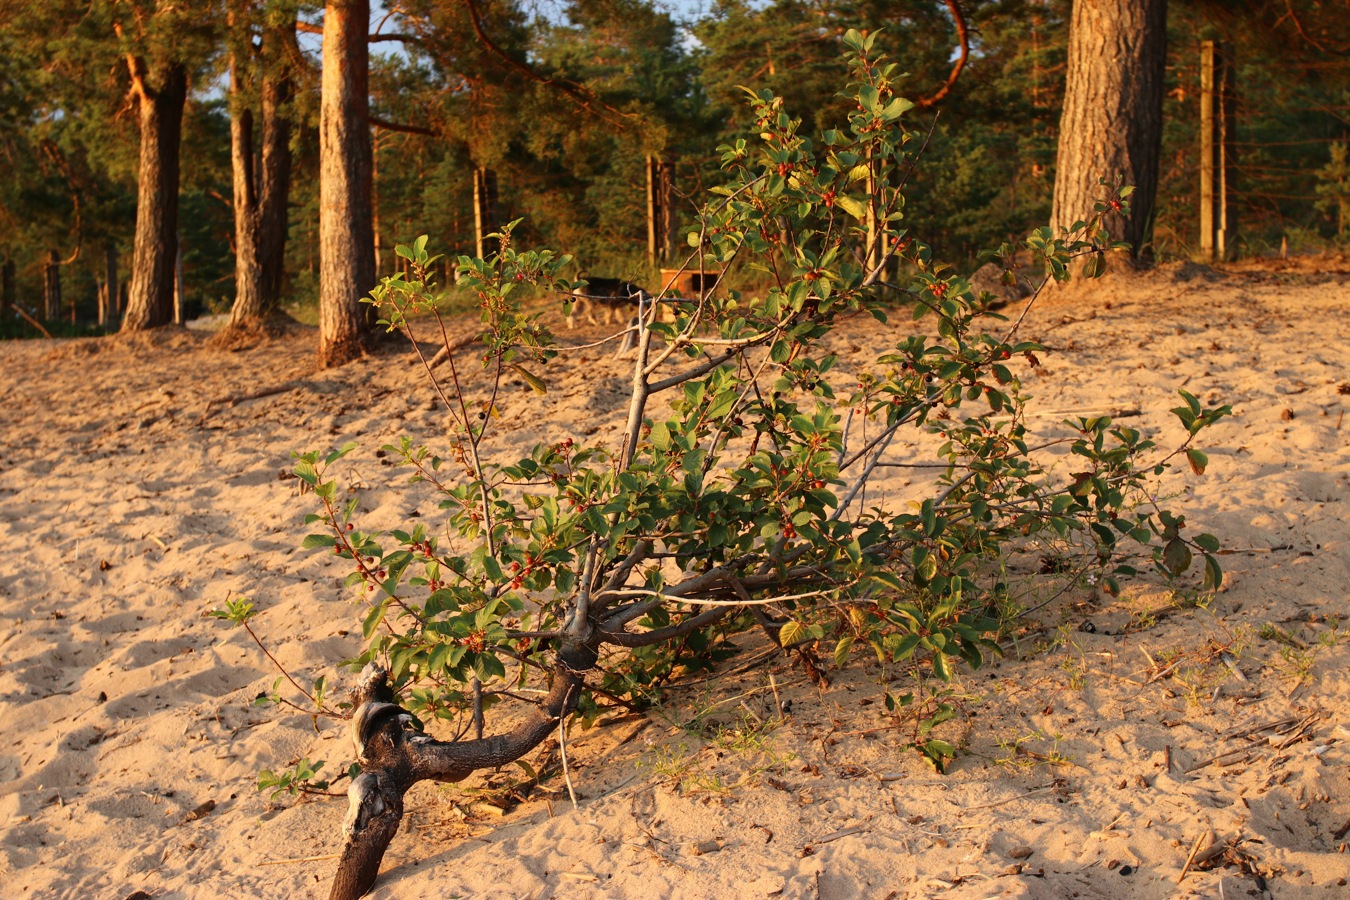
779;620;807;646
325;442;358;465
1162;538;1192;576
1185;448;1208;475
362;599;390;639
880;97;914;120
508;364;548;396
834;195;867;220
1194;533;1221;553
302;533;337;550
1203;553;1223;590
833;636;855;667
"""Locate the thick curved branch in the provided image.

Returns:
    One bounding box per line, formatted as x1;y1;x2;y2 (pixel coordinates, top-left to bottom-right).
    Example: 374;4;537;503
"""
459;0;633;129
913;0;970;109
602;606;731;647
329;640;598;900
370;115;437;136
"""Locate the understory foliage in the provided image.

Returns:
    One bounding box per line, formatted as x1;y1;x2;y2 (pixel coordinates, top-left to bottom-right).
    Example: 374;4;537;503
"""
226;33;1229;778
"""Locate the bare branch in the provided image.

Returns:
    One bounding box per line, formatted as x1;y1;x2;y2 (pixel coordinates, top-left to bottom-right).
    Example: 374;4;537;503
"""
913;1;971;109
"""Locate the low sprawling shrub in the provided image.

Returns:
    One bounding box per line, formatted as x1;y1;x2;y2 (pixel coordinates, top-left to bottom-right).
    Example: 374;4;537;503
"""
217;31;1228;899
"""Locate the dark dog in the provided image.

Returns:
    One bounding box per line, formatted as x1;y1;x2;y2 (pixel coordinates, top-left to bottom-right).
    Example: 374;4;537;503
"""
566;276;652;330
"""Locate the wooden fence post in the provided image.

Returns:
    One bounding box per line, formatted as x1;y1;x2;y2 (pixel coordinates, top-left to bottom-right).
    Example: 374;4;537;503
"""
1199;40;1235;262
173;231;184;325
1;258;14;319
473;167;498;260
43;249;60;321
646;156;661;271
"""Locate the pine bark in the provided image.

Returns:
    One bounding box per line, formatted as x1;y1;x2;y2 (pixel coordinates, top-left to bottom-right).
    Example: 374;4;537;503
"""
226;6;296;331
257;20;294;308
318;0;375;368
1;259;14;318
1051;0;1166;257
228;59;264;327
98;244;118;328
121;62;188;332
43;250;60;321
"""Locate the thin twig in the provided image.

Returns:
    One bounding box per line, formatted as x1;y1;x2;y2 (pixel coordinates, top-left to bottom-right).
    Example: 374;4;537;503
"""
1178;830;1207;883
958;783;1060;812
559;708;579;811
257;853;341;866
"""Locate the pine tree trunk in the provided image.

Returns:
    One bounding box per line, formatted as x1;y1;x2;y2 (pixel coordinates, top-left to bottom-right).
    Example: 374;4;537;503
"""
121;62;188;331
43;249;60;321
99;244;118;328
1;259;14;319
228;52;264;328
225;8;296;332
318;0;375;368
1051;0;1166;258
258;14;295;308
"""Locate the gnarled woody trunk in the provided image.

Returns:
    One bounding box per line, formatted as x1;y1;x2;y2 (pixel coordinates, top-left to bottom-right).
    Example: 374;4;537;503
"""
328;639;599;900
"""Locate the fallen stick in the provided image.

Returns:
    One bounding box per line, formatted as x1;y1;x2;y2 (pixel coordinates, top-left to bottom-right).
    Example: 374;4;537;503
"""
200;381;305;425
258;853;341;866
811;825;868;845
1025;404;1141;420
959;783;1059;813
1177;830;1207;883
1185;745;1254;774
423;333;481;371
15;307;53;338
1221;716;1298;742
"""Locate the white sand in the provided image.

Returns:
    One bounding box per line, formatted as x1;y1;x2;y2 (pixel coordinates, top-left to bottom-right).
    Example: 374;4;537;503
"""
1;260;1347;899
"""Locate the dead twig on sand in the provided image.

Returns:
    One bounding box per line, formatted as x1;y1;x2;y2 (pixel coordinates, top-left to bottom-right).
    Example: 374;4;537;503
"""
259;853;341;866
424;333;481;370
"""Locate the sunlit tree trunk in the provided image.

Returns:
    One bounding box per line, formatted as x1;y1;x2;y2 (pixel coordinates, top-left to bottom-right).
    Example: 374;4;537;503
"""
121;61;188;331
225;3;296;331
228;49;264;327
318;0;374;367
1;258;14;319
97;244;118;328
1051;0;1166;258
258;12;295;308
43;250;60;321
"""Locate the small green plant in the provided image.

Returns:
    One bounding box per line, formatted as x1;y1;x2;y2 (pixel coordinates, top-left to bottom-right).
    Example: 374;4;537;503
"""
1172;665;1215;709
257;757;346;800
995;729;1074;769
226;32;1231;897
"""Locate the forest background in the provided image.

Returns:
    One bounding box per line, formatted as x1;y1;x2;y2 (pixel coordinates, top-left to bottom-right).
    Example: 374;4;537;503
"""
0;0;1348;338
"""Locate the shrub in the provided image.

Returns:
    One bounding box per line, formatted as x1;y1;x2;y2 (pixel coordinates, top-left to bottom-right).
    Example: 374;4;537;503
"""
219;31;1228;899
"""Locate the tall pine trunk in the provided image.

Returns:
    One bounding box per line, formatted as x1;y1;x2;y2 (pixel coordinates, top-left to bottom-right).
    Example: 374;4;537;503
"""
228;55;264;327
43;250;60;321
1;258;14;319
121;62;188;331
98;244;118;328
258;18;294;308
225;5;295;331
1051;0;1166;258
318;0;374;367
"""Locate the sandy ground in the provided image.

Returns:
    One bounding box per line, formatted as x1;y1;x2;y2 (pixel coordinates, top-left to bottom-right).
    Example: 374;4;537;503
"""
0;260;1348;900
